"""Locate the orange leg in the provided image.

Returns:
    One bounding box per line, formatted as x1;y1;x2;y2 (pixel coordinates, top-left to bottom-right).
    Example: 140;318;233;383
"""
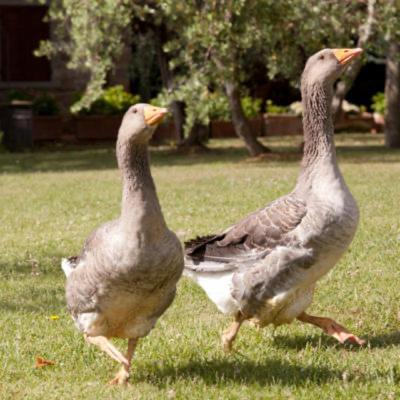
109;338;138;385
85;335;129;366
221;312;245;352
297;312;365;345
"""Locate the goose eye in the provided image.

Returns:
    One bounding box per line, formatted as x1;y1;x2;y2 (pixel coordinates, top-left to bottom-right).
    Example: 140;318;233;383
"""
132;108;137;114
319;55;324;60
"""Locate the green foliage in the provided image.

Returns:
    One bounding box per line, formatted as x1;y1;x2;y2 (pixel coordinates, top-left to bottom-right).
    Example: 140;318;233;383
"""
206;95;262;121
266;100;289;115
6;90;33;103
32;93;60;116
371;92;386;115
39;0;384;128
75;86;140;116
241;97;263;119
37;0;133;112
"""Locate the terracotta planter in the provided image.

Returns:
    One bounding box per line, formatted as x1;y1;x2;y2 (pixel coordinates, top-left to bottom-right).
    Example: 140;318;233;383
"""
335;113;375;132
32;116;63;141
152;122;176;142
74;115;122;140
264;114;303;136
210;117;263;138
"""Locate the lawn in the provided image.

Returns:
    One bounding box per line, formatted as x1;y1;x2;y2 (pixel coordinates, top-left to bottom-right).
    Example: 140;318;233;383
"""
0;134;399;399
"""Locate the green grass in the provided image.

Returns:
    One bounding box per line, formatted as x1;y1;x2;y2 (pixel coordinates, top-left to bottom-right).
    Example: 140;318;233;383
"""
1;134;399;399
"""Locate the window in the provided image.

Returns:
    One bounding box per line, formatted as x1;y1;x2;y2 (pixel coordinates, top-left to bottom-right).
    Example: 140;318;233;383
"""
0;5;51;82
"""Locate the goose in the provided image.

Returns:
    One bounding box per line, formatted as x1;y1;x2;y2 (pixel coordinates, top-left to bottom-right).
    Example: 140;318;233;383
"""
61;104;184;384
184;48;365;351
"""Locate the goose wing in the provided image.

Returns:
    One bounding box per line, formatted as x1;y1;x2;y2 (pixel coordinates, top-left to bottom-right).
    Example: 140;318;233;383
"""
185;194;306;271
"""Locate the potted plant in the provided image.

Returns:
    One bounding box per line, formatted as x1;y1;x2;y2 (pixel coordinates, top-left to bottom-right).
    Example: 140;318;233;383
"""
264;100;303;136
1;90;34;151
74;86;140;140
335;101;374;132
32;93;63;141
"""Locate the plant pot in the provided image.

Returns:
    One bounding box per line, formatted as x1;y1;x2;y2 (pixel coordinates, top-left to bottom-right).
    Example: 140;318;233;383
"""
32;116;63;141
210;117;263;138
1;102;33;151
335;113;375;133
372;112;384;127
74;115;122;140
264;114;303;136
152;122;176;142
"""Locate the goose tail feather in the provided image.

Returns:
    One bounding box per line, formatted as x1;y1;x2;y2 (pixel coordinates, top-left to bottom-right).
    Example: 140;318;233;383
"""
61;256;78;277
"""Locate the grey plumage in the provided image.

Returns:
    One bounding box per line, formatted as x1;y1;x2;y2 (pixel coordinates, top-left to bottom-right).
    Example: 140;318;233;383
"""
62;104;183;383
184;49;363;345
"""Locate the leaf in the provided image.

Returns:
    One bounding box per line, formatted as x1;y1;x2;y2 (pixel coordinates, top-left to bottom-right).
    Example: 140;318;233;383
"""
35;356;55;368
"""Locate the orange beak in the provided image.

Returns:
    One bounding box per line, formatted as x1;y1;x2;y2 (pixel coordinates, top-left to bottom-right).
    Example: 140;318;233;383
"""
332;48;363;65
144;105;168;126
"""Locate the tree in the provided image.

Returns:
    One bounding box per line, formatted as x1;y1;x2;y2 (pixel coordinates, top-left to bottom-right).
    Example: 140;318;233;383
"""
380;0;400;148
331;0;377;121
39;0;398;151
38;0;133;112
158;0;278;156
384;40;400;147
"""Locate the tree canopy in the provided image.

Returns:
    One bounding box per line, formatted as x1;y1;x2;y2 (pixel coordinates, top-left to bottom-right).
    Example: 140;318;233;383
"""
38;0;400;150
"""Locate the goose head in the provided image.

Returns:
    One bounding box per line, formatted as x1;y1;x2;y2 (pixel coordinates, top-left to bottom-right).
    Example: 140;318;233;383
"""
118;103;168;144
302;48;363;86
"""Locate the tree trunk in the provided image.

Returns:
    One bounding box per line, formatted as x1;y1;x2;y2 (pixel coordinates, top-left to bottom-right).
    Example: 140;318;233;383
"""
154;27;185;142
178;122;208;148
169;100;185;143
224;81;270;156
331;61;364;122
331;0;376;121
384;40;400;148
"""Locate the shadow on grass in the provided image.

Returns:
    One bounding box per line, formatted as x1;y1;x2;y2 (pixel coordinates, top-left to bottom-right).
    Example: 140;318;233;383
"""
0;254;66;278
1;141;399;174
272;331;400;350
0;284;65;314
0;146;251;174
365;331;400;348
140;357;340;386
271;334;366;351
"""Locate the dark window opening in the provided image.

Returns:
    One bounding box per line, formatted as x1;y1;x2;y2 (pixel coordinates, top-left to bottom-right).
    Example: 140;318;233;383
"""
0;5;51;82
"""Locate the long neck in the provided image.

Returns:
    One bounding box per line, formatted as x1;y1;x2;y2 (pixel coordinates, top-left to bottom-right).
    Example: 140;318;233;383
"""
297;79;337;186
116;139;166;235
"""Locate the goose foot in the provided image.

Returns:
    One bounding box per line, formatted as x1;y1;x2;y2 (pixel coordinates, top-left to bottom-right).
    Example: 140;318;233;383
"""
221;312;244;353
297;312;365;345
85;335;138;384
109;368;130;385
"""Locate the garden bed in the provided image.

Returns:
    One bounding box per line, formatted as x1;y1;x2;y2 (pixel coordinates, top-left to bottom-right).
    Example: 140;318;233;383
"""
264;114;303;136
32;116;63;142
74;115;122;140
210;117;264;138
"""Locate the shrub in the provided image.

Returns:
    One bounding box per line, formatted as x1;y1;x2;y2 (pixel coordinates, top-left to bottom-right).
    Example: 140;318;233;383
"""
207;94;262;121
289;101;303;116
32;93;60;116
371;92;385;115
75;86;140;115
266;99;289;114
241;97;262;119
6;89;33;103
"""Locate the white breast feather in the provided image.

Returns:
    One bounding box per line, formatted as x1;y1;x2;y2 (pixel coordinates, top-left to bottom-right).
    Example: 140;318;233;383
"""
184;267;238;315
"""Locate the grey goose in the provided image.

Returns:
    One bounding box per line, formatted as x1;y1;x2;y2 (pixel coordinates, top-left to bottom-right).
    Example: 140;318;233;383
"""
185;48;365;351
62;104;184;384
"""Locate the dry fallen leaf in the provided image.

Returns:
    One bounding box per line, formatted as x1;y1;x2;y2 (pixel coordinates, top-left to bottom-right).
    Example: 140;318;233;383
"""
35;356;55;368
